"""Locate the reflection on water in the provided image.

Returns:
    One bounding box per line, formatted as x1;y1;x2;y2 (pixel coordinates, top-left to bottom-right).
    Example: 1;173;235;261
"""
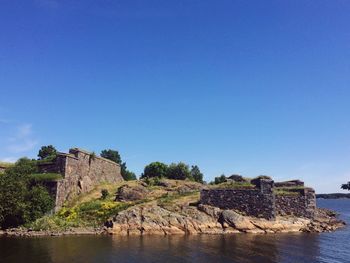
0;233;320;263
0;199;348;263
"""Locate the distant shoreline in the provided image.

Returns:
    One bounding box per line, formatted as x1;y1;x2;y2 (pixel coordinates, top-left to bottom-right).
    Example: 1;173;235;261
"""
316;193;350;199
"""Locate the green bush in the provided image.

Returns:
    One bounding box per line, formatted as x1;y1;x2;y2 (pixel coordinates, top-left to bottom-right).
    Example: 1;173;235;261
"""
144;176;162;186
190;165;204;183
101;189;109;199
25;186;54;222
5;157;38;176
123;170;137;181
213;174;227;184
0;160;54;229
167;162;190;180
29;173;63;183
38;145;57;160
142;162;169;178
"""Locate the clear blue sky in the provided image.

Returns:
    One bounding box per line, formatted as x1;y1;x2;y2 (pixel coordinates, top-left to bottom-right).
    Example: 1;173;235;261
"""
1;0;349;193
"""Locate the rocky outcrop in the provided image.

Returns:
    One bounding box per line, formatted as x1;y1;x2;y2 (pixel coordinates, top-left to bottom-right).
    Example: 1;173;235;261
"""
154;179;205;193
303;208;346;232
116;184;149;201
105;203;345;236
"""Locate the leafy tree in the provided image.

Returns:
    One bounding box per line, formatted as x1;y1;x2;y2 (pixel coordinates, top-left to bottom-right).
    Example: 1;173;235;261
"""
123;170;137;181
341;182;350;190
142;162;168;178
190;165;204;183
214;174;226;184
167;162;191;180
0;172;29;228
0;159;54;229
38;145;57;160
101;149;136;181
100;149;122;164
25;186;54;222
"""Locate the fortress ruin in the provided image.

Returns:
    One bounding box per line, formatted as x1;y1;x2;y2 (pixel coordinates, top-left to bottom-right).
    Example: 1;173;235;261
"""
38;148;124;210
200;178;316;220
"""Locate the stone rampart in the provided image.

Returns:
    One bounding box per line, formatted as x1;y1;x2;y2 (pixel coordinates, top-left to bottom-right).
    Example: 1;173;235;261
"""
200;179;275;220
275;188;316;218
200;179;316;220
38;148;123;210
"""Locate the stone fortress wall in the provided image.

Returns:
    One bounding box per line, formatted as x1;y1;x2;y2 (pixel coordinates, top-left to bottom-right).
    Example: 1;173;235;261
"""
200;178;316;220
275;181;316;219
38;148;124;210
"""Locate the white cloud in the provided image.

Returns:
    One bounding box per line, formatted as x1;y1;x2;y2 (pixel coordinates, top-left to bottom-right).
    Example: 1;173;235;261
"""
7;139;38;153
0;157;17;163
18;123;33;138
6;124;38;154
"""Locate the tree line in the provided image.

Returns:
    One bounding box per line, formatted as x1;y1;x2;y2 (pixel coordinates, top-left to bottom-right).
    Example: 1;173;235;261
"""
140;162;203;183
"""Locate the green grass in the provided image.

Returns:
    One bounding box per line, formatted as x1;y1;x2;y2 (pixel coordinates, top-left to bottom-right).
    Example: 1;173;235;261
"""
210;181;255;189
274;189;300;196
157;190;200;206
0;162;14;168
274;186;305;196
28;196;149;230
27;180;202;231
29;173;63;183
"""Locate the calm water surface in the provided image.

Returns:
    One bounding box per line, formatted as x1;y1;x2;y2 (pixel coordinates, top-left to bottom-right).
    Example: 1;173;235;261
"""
0;199;349;263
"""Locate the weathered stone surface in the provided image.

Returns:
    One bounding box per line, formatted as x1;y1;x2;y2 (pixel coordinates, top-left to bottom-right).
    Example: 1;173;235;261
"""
220;210;256;231
198;204;221;219
275;188;316;218
38;148;124;210
201;178;316;220
107;204;222;236
303;208;346;232
200;179;275;220
104;202;343;236
116;184;149;201
176;183;203;194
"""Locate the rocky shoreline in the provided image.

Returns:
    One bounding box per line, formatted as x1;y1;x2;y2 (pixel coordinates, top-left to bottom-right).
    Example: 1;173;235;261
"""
0;227;105;237
0;205;345;237
1;180;346;238
105;203;345;236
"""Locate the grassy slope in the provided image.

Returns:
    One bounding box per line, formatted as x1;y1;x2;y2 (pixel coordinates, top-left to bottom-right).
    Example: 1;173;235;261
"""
0;162;14;168
28;179;201;231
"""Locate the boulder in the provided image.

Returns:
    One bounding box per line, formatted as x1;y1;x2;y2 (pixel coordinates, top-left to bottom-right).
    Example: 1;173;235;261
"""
116;184;149;202
220;210;256;231
227;174;246;182
197;204;221;220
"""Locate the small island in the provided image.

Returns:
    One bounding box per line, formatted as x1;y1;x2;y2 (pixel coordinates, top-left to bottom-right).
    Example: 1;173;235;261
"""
0;146;345;237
